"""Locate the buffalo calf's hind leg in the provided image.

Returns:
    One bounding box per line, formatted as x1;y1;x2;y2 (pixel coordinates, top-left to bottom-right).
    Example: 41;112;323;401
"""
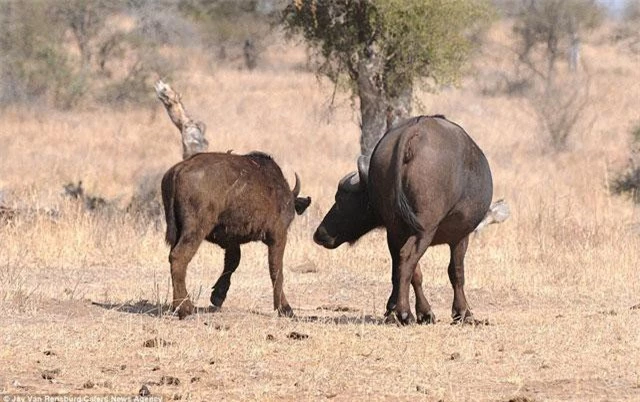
267;236;293;317
448;236;473;323
210;244;241;309
169;233;203;319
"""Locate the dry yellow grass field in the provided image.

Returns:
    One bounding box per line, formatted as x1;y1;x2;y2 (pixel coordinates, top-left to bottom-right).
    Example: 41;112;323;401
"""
1;23;639;401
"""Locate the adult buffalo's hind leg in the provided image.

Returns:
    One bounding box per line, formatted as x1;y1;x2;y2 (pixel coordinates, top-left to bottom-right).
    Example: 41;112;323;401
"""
412;263;436;324
210;243;241;310
388;230;435;325
385;238;434;324
267;235;294;318
448;235;474;323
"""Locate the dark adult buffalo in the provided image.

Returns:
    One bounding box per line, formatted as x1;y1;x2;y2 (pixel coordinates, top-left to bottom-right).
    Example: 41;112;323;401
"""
162;151;311;319
313;115;492;325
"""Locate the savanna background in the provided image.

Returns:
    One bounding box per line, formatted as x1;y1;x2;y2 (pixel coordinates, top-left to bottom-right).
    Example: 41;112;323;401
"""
0;0;639;400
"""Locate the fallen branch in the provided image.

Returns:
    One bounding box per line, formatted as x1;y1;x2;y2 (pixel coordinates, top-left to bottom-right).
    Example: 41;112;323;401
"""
154;80;208;160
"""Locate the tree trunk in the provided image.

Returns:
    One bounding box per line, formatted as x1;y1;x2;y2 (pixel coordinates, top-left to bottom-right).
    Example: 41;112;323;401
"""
356;55;412;157
357;57;387;156
154;80;208;160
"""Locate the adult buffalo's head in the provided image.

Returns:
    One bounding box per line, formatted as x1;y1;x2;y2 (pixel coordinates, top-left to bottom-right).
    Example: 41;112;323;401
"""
313;156;378;249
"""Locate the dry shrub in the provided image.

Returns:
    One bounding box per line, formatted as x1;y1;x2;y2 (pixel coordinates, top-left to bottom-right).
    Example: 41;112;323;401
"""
611;123;640;203
530;75;593;151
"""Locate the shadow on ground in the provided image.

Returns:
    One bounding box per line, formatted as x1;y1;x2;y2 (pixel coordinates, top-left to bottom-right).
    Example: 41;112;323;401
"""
90;300;387;324
91;299;219;317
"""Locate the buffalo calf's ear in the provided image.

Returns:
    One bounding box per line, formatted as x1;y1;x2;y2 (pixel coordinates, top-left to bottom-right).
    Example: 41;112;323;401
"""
294;197;311;215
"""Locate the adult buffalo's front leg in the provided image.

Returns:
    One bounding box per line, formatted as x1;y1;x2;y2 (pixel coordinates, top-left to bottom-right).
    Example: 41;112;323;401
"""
267;236;293;317
210;244;241;309
448;236;473;323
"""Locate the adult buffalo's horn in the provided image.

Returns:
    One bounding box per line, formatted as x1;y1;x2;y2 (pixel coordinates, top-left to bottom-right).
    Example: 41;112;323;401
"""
292;173;301;197
357;154;370;186
338;172;360;192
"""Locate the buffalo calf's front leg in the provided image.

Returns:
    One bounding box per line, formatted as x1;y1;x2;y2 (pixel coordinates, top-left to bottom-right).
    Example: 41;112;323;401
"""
210;244;241;309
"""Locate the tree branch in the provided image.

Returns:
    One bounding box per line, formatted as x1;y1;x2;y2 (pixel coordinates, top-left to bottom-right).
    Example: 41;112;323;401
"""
154;80;208;160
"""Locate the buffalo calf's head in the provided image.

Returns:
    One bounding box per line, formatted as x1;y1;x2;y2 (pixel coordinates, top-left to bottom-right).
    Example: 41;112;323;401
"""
291;173;311;215
313;169;377;249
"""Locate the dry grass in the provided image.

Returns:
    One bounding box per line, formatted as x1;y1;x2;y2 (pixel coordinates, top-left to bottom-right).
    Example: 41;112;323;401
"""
1;23;639;401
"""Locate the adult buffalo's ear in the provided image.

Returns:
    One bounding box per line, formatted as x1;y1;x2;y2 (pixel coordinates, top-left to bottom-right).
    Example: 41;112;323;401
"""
294;196;311;215
357;155;370;187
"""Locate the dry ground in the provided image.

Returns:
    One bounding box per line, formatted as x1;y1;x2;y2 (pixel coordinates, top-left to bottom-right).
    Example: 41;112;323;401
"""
1;24;639;401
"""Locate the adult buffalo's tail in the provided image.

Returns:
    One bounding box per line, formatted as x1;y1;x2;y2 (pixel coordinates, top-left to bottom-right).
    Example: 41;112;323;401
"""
394;131;424;232
161;167;179;247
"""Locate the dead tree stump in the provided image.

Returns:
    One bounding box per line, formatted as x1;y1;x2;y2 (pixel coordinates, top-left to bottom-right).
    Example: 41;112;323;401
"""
154;80;208;160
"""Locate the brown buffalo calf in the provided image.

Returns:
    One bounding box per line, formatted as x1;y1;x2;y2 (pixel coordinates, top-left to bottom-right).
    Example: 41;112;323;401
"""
161;151;311;319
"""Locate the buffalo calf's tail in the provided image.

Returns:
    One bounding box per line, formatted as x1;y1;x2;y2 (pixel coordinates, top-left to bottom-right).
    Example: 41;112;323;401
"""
161;168;179;247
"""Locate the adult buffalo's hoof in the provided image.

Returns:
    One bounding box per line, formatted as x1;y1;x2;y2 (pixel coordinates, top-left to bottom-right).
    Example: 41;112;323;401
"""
451;309;485;325
416;310;436;325
385;310;415;326
278;305;295;318
175;299;195;320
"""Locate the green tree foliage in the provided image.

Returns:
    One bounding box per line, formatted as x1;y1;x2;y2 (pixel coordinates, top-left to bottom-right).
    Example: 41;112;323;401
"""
283;0;494;155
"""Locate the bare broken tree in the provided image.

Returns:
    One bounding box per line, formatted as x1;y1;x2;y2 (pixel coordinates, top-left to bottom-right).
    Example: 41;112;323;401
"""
154;80;208;160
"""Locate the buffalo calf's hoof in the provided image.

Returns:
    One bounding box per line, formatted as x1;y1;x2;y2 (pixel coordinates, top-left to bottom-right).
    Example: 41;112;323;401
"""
416;310;436;325
175;299;195;320
278;305;295;318
210;294;225;309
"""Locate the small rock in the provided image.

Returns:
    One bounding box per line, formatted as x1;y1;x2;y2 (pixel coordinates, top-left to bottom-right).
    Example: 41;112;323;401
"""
120;364;127;370
204;322;229;331
41;369;60;380
266;334;275;341
172;394;182;400
190;376;201;383
291;261;318;273
99;380;113;389
450;352;461;361
630;304;640;310
143;338;171;348
83;380;95;389
161;375;181;386
287;331;309;340
416;385;429;394
43;350;56;356
151;366;161;372
208;358;215;365
139;384;151;396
